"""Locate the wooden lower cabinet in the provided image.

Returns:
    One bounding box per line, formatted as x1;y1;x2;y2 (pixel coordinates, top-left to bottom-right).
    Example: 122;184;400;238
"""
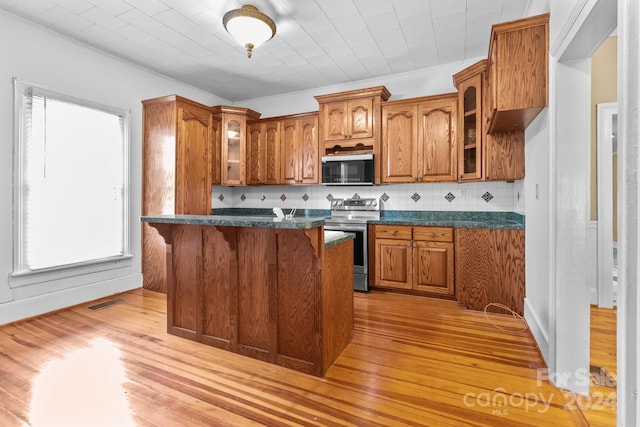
373;225;455;297
150;222;353;377
455;228;525;315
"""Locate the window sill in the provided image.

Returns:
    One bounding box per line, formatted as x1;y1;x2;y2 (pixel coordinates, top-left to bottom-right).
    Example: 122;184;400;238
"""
9;254;134;289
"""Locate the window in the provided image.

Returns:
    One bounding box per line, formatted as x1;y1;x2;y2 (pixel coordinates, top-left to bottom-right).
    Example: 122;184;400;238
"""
13;79;130;276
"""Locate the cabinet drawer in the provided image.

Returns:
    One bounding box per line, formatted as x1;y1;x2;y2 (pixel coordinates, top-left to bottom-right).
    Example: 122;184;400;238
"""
413;227;454;243
375;225;412;240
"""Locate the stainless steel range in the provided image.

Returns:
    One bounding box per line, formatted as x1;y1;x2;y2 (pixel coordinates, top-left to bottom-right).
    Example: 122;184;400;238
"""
324;197;381;292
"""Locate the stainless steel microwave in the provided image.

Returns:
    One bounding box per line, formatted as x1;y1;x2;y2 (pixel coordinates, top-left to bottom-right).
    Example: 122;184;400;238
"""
321;154;374;185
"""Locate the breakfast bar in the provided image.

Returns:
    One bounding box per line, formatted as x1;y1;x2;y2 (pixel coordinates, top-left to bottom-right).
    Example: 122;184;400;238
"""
141;214;354;377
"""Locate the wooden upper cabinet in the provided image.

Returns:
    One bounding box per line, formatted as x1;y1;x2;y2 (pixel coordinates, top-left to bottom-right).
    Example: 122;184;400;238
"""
321;98;374;143
381;103;418;183
486;13;549;134
315;86;390;182
454;60;525;181
381;94;457;183
175;103;214;214
417;96;457;182
281;113;319;184
453;61;485;181
247;119;281;185
211;106;261;186
142;95;214;292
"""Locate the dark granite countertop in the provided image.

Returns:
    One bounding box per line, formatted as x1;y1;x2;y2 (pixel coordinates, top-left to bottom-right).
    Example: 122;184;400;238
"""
209;208;525;230
372;211;525;230
324;232;355;249
141;214;326;230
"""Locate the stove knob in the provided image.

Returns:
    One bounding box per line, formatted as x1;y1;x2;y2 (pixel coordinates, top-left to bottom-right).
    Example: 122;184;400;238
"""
336;200;344;206
372;200;377;206
331;200;337;206
365;200;372;206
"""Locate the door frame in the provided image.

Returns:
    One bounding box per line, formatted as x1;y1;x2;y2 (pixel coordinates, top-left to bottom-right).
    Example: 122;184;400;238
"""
596;102;617;308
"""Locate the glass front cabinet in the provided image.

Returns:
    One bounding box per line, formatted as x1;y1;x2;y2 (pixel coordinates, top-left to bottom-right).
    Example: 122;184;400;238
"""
212;106;261;186
453;60;485;181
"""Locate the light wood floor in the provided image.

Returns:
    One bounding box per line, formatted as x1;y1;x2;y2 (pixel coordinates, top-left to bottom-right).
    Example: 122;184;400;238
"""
1;289;592;426
583;305;617;427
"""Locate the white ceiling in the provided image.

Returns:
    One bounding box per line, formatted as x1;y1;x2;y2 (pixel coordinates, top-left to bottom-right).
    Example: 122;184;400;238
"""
0;0;535;102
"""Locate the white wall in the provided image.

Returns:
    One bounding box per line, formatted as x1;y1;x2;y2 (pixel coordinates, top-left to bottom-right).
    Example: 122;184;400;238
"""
238;59;482;118
523;0;621;398
0;12;228;324
523;108;552;361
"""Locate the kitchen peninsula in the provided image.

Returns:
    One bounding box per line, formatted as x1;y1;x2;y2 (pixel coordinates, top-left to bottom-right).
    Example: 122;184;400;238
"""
141;214;354;377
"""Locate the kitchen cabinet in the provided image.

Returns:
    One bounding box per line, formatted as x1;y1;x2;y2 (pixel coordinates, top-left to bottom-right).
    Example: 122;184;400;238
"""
374;225;455;297
212;105;261;186
247;118;281;185
145;220;354;377
455;228;525;315
486;13;549;134
141;95;213;293
381;94;458;183
281;112;320;184
453;60;525;181
315;86;390;183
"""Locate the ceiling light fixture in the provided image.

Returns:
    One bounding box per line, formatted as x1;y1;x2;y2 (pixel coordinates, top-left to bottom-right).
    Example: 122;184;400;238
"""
223;5;276;59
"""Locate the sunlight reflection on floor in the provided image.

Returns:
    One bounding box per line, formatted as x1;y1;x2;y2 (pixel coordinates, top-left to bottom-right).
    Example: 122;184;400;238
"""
30;338;135;427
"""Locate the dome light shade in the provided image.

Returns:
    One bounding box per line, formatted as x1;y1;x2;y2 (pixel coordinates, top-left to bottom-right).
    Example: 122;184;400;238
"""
223;5;276;58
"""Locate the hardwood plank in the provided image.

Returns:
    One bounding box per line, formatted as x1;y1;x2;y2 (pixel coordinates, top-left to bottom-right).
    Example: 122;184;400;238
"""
0;289;588;426
581;305;617;427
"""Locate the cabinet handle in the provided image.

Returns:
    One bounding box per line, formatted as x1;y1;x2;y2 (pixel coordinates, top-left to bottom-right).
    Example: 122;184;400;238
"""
390;230;397;236
430;232;436;238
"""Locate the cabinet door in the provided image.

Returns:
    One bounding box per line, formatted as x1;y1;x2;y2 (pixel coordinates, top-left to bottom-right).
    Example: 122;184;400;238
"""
264;121;281;184
176;103;212;214
322;101;348;142
458;73;483;181
222;114;247;185
375;239;412;289
281;116;318;184
417;97;457;182
298;115;319;184
413;241;454;295
381;104;418;183
281;119;298;184
347;98;374;140
246;122;264;185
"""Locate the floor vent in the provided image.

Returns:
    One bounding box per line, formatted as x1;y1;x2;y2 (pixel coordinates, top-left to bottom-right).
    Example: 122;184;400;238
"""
86;298;125;312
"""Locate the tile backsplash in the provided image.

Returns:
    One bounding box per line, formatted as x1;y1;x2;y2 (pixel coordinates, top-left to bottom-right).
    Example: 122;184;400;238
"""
212;181;520;212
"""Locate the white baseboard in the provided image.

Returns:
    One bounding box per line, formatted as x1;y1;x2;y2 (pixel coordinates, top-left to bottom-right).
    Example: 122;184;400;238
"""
524;297;550;366
0;274;142;325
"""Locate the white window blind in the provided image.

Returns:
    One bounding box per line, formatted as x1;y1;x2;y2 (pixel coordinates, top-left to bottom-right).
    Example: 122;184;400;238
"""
13;79;130;274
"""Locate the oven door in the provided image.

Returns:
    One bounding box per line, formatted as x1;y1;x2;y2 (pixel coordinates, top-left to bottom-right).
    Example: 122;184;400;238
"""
324;221;368;292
